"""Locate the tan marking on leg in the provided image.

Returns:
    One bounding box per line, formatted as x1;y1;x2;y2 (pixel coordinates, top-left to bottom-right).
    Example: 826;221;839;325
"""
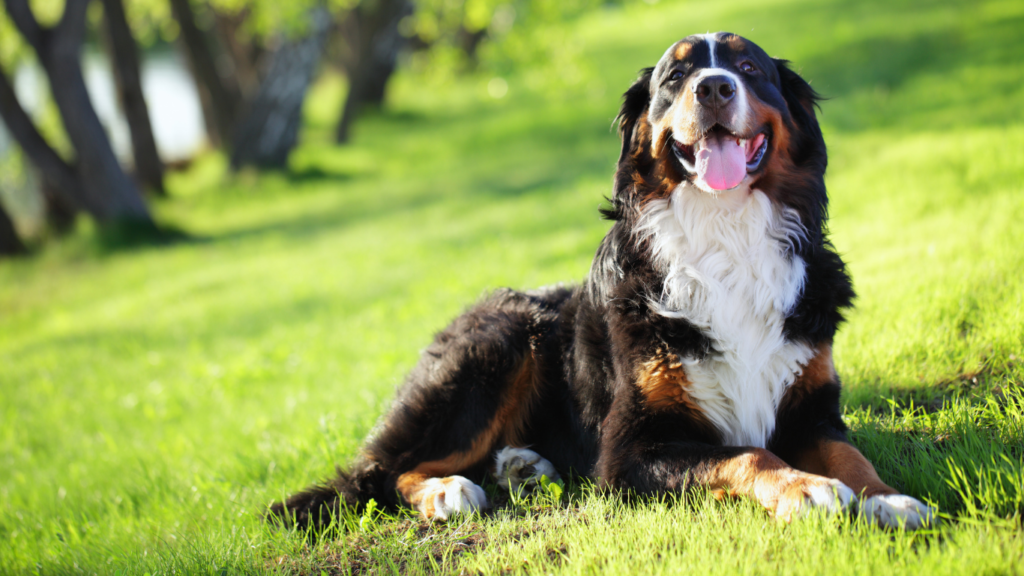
816;440;897;498
779;343;898;498
498;353;542;448
396;353;541;515
701;448;852;522
395;472;487;520
635;350;705;416
396;471;435;517
779;343;835;412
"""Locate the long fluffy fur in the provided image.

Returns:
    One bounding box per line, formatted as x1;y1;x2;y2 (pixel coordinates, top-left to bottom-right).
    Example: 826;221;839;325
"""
266;33;923;531
638;189;814;446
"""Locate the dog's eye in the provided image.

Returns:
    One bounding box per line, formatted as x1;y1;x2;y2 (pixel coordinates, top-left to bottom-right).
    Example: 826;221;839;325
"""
739;61;757;74
669;70;684;81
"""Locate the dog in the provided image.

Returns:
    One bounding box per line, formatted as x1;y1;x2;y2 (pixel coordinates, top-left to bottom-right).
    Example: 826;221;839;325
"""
272;32;934;529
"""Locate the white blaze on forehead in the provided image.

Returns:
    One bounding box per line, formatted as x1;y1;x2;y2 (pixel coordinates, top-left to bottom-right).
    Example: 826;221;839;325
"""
702;33;718;67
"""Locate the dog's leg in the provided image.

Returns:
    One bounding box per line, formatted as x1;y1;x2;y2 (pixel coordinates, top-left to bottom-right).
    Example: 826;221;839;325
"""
792;439;935;529
600;438;856;522
775;344;936;529
595;379;857;523
395;471;488;521
494;446;560;491
358;290;561;521
700;447;857;521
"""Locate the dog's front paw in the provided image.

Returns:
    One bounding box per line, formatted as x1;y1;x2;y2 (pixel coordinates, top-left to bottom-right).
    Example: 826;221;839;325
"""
859;494;935;529
417;476;488;521
773;474;856;522
494;446;559;491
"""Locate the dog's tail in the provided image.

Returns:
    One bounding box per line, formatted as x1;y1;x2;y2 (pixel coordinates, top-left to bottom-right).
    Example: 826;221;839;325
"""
267;457;390;530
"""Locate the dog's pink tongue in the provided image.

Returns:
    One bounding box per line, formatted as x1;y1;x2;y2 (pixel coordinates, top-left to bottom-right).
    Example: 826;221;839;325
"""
695;135;747;191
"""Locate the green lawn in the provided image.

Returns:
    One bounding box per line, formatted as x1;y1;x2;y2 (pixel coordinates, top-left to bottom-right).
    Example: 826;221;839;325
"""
2;0;1023;573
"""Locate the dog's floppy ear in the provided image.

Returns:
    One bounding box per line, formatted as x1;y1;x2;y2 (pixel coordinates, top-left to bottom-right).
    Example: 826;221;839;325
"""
774;58;828;240
774;59;821;106
615;67;654;166
773;58;825;151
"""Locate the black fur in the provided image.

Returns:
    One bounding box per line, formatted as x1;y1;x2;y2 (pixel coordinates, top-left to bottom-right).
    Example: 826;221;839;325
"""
271;34;858;528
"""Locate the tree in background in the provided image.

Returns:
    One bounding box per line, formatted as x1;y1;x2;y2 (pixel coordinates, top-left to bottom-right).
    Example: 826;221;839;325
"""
101;0;166;195
333;0;412;143
331;0;624;141
169;0;343;169
168;0;244;149
0;199;27;256
3;0;153;226
229;7;332;168
0;66;85;228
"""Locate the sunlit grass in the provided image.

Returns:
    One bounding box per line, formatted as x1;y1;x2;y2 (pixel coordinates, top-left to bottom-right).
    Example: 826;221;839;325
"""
1;0;1023;573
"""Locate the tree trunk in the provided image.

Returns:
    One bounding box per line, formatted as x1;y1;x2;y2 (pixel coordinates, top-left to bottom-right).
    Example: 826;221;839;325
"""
0;200;28;256
41;179;78;233
169;0;243;148
102;0;166;196
0;64;84;215
229;9;331;170
213;8;265;97
4;0;152;225
335;0;411;144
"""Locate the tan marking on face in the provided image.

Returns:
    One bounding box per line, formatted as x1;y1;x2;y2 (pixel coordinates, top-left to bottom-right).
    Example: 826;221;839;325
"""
632;111;654;159
794;440;897;498
745;92;819;211
724;34;747;54
650;88;700;154
674;41;693;60
394;353;540;512
700;448;843;522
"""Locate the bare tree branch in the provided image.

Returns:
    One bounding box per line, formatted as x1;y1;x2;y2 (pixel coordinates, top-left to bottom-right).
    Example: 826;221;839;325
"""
54;0;91;51
0;65;83;211
169;0;243;147
101;0;165;195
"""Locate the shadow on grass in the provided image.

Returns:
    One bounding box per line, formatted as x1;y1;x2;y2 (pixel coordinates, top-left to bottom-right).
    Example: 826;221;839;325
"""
852;364;1022;414
285;165;357;185
788;3;1024;130
92;219;195;254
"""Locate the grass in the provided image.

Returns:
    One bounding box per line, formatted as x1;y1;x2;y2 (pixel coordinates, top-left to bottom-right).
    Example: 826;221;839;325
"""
1;0;1023;573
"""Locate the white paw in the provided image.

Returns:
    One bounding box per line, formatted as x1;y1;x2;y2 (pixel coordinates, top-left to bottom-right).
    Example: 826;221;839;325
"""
859;494;935;529
421;476;488;521
801;479;857;515
494;446;560;491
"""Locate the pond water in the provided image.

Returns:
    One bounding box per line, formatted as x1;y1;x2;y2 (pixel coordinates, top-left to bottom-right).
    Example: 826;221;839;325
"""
0;49;206;164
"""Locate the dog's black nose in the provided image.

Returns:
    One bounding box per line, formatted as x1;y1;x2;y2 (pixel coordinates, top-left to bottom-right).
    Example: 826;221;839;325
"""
694;75;736;108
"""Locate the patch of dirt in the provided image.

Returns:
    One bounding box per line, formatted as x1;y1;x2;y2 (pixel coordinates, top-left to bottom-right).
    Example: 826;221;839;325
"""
270;519;490;575
269;497;588;575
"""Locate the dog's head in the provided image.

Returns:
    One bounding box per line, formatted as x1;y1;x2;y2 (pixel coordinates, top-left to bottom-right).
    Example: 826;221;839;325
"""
615;33;827;236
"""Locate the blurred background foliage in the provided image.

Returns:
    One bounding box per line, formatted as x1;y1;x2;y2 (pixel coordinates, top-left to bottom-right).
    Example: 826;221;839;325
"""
0;0;638;252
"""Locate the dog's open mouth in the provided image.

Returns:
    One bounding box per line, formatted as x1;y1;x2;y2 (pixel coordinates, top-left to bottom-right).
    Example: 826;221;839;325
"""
673;126;769;191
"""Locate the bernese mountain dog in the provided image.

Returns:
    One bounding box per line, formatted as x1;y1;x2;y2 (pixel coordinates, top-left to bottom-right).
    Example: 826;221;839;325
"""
272;32;934;530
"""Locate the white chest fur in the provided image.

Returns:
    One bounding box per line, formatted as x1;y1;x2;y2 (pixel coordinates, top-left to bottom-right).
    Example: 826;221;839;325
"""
638;186;814;447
